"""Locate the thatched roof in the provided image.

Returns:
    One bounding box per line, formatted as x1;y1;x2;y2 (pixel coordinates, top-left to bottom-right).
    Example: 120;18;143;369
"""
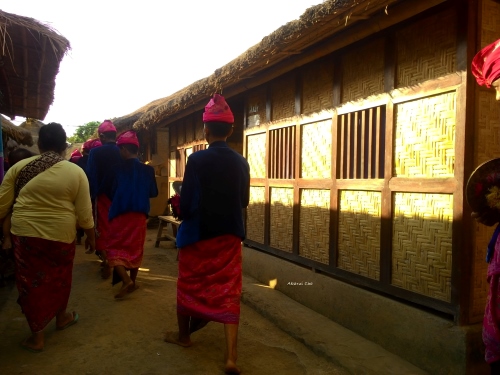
0;9;71;120
127;0;398;130
0;115;33;146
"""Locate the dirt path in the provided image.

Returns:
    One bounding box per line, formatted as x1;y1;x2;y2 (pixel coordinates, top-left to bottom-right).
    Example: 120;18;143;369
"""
0;229;347;375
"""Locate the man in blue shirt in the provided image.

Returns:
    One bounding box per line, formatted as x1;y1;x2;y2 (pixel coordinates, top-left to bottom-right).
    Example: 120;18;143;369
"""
163;94;250;375
86;120;122;279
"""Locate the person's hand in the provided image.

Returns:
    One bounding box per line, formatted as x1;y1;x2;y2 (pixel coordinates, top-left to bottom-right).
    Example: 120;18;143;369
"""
85;236;95;254
471;208;500;226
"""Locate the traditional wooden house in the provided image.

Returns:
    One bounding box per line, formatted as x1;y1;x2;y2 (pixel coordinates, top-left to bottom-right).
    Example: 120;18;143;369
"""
120;0;500;373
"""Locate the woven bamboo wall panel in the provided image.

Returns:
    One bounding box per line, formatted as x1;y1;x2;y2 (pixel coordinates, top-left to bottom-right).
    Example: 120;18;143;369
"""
392;193;453;302
394;92;456;177
185;118;194;143
396;8;456;88
341;38;384;103
302;58;334;115
299;189;330;264
246;186;266;244
246;133;266;178
247;88;267;128
272;74;296;121
195;116;205;141
338;190;381;280
481;0;500;48
301;120;332;178
270;187;294;252
177;123;186;145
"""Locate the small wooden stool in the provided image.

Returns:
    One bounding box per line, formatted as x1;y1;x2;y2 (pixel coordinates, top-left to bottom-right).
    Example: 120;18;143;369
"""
155;215;182;248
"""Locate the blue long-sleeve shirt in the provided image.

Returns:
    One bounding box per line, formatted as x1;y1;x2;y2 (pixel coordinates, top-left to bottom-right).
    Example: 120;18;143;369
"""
176;141;250;248
86;142;121;200
108;158;158;221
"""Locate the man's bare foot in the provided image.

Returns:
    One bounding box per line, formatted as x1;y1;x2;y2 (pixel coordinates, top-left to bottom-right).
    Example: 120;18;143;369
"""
128;283;139;294
20;334;43;353
225;360;241;374
163;331;192;347
114;281;134;299
56;311;79;330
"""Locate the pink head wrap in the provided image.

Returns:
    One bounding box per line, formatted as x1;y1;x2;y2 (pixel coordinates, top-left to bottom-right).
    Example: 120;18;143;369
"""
472;39;500;88
83;139;102;151
70;149;82;163
98;120;116;133
116;130;139;147
202;94;234;124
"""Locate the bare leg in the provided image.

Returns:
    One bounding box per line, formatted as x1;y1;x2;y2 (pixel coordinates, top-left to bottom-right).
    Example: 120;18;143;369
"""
128;268;140;293
224;323;240;374
100;251;111;279
55;309;77;328
163;312;192;347
114;265;133;299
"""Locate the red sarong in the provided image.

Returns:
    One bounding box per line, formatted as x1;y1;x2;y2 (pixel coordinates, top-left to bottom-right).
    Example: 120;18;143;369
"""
106;212;146;269
95;194;112;251
13;235;75;332
177;234;242;324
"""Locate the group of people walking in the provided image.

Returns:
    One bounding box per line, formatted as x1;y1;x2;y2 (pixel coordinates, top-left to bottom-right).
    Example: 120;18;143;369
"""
0;94;250;374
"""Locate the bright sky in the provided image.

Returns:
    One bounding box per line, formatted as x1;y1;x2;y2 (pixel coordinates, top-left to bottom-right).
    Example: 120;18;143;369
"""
3;0;321;136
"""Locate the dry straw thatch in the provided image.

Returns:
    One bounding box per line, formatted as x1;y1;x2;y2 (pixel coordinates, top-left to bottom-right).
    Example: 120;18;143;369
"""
121;0;395;130
0;9;70;120
0;115;33;146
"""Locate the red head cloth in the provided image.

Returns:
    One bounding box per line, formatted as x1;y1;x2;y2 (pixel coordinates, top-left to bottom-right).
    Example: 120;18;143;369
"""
70;149;82;163
116;130;139;147
83;139;102;151
472;39;500;88
98;120;116;133
202;94;234;124
71;149;82;158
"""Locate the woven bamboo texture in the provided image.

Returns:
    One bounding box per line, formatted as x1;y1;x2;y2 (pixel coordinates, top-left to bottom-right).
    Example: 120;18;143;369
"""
392;193;453;302
302;58;334;115
270;187;294;252
481;0;500;49
341;38;384;104
338;190;381;280
396;8;456;88
246;186;266;244
271;73;296;121
247;133;267;178
177;123;186;145
246;88;267;128
301;120;331;179
194;115;204;141
394;92;456;178
169;151;176;178
185;118;194;143
299;189;330;264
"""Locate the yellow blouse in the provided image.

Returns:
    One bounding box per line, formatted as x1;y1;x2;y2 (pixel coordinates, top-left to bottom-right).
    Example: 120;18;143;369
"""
0;155;94;243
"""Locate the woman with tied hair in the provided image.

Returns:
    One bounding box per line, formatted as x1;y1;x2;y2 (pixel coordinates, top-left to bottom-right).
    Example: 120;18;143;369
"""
0;123;95;353
471;39;500;373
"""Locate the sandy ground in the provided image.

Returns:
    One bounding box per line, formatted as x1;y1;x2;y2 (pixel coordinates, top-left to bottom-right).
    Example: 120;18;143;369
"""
0;229;347;375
